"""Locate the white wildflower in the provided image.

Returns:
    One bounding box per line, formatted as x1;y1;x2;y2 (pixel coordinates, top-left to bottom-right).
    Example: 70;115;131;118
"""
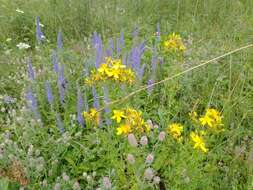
17;42;30;49
15;8;24;14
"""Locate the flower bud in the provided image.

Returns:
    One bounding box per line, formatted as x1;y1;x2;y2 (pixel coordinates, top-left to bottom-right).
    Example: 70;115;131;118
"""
127;154;135;164
103;177;112;189
140;136;148;146
145;154;154;164
128;134;138;147
153;176;160;184
144;168;154;180
158;131;166;141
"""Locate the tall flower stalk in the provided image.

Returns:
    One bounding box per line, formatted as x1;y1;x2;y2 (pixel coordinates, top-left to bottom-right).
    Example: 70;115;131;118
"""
26;87;40;120
36;16;45;44
27;57;35;80
77;87;84;126
103;86;111;125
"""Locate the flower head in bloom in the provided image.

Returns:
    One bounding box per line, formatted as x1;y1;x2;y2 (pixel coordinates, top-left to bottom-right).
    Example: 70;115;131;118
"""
114;108;150;136
111;110;126;123
17;42;30;49
163;33;186;52
199;108;223;130
83;108;100;126
167;123;183;141
117;123;131;135
85;57;135;85
190;132;208;153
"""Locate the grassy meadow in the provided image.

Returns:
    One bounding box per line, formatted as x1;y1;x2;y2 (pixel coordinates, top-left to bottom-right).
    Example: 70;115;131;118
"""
0;0;253;189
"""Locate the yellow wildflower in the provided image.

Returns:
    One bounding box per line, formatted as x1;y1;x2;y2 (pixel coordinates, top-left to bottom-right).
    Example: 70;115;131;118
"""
83;108;100;126
199;108;223;130
98;63;109;75
111;110;126;123
85;57;135;85
163;33;186;52
190;132;208;153
116;123;131;135
167;123;183;141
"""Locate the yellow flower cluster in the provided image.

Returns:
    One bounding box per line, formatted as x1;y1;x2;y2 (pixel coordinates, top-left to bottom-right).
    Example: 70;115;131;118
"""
167;123;183;141
83;108;100;126
85;57;135;85
190;132;208;153
188;108;223;153
111;108;150;136
199;108;223;130
163;33;186;52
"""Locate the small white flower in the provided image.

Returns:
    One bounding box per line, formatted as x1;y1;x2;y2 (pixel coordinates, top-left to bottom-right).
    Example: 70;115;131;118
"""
16;8;24;14
145;154;154;164
140;136;148;146
128;133;138;147
103;177;112;189
127;154;135;164
158;131;166;141
144;168;154;181
6;38;12;42
16;42;30;49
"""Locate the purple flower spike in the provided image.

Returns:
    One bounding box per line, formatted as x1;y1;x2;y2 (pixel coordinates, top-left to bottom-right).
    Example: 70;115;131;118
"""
92;86;99;109
103;86;111;126
26;87;40;120
139;41;146;56
56;113;65;134
109;38;114;52
94;33;103;69
36;16;45;44
58;64;66;105
116;38;121;57
151;48;158;75
139;64;146;80
51;50;59;72
45;81;54;105
105;48;112;57
57;31;63;49
147;79;154;95
27;57;35;80
77;87;84;126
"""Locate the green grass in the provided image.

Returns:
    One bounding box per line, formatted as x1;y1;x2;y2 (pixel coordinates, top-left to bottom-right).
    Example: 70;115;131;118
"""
0;0;253;189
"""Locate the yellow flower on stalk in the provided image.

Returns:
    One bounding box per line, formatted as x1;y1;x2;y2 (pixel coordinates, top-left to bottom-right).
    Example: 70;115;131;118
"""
83;108;100;126
199;115;213;127
98;63;109;75
163;33;186;52
167;123;183;141
111;110;126;123
116;123;131;135
85;57;135;85
190;132;208;153
199;108;223;130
